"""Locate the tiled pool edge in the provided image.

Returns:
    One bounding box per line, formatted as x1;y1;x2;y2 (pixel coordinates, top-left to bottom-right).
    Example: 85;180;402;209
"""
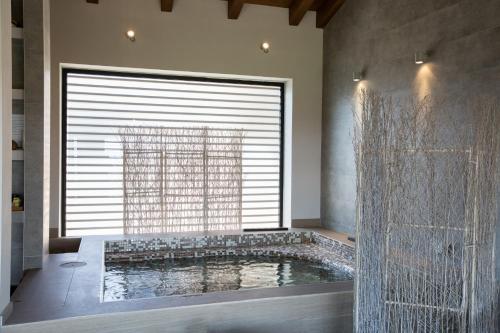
104;231;313;256
6;230;355;326
103;231;355;272
311;232;355;269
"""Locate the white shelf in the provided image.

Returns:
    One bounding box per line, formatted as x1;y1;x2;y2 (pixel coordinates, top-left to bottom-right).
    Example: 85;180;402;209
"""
12;89;24;100
12;150;24;161
12;27;23;40
12;210;24;224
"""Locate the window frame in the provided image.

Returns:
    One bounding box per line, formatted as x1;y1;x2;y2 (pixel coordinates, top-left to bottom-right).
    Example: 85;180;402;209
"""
61;68;286;236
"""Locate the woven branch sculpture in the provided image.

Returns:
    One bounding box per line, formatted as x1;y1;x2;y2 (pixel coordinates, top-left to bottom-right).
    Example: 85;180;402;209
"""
120;127;244;234
353;90;498;332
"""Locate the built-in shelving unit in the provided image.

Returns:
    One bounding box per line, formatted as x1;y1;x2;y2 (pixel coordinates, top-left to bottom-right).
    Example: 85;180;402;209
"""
11;0;25;286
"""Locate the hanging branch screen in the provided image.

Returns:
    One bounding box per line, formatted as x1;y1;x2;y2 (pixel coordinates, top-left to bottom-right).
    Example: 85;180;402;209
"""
353;91;498;332
121;127;244;234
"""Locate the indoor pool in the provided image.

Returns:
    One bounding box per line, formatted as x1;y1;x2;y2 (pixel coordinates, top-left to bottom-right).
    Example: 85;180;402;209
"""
103;255;353;301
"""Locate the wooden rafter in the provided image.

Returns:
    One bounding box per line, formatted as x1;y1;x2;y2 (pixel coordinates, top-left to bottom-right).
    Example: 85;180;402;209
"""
84;0;345;28
225;0;345;27
228;0;245;19
289;0;315;26
160;0;174;12
316;0;345;28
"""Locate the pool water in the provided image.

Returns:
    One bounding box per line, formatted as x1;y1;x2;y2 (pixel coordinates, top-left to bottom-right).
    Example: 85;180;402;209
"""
103;256;352;301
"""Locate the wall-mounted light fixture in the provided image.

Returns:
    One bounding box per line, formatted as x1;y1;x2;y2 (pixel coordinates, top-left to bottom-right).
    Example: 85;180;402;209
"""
414;51;427;65
126;30;136;42
260;42;270;53
353;71;363;82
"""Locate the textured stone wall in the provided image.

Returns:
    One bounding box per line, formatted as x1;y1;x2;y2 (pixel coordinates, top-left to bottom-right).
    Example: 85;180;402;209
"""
321;0;500;279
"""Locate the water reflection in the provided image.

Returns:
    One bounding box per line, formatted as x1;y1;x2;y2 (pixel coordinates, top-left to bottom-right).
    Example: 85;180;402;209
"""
103;256;352;302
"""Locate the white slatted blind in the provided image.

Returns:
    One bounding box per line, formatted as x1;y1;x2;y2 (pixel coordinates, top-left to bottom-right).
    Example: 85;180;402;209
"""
63;71;283;236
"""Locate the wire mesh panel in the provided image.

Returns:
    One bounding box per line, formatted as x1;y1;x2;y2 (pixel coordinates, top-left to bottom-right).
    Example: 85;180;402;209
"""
121;127;244;234
353;91;498;332
122;149;164;234
385;152;468;332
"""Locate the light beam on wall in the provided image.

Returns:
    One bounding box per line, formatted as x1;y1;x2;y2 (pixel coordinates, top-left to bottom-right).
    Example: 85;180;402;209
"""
413;63;436;100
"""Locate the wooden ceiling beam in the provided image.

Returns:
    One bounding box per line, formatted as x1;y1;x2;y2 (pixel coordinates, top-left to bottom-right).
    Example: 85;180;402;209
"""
316;0;345;28
231;0;324;11
86;0;345;28
160;0;174;12
289;0;314;26
245;0;290;7
228;0;245;19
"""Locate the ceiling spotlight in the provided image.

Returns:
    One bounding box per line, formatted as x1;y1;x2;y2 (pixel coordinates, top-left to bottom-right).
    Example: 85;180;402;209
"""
260;42;270;53
415;51;427;64
126;30;136;42
353;71;362;82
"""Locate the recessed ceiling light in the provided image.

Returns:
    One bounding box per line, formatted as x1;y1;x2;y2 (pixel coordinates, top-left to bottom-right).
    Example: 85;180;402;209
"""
260;42;270;53
126;30;136;42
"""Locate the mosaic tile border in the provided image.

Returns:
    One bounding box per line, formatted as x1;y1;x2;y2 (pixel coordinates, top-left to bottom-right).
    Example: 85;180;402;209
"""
311;233;355;262
104;231;355;273
105;231;312;258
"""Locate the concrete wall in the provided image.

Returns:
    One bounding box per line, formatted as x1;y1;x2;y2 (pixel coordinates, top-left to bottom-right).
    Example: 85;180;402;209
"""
23;0;50;270
0;0;13;320
321;0;500;275
49;0;324;232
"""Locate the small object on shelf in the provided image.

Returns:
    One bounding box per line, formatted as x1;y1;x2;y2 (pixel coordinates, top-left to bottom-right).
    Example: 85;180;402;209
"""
12;140;19;150
12;89;24;100
12;194;23;211
11;21;23;40
12;114;24;147
11;27;23;39
12;150;24;161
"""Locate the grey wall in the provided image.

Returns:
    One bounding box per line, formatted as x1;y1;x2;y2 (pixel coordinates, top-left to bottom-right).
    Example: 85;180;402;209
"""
321;0;500;277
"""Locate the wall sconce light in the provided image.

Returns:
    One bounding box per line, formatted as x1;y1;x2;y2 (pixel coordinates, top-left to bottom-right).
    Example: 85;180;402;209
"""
353;71;362;82
414;51;427;65
126;30;136;42
260;42;270;53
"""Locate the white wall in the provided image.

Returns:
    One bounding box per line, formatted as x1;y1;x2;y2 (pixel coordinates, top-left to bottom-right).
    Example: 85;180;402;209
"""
0;0;13;319
49;0;323;230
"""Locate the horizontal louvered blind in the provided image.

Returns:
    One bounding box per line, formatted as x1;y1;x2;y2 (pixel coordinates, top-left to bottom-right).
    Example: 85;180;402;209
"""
63;70;283;236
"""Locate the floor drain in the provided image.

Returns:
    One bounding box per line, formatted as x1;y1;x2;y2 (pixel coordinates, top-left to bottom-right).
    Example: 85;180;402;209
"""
60;261;87;268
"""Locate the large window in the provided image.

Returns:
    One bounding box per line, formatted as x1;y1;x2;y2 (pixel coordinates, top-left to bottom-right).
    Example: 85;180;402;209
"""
62;69;284;236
